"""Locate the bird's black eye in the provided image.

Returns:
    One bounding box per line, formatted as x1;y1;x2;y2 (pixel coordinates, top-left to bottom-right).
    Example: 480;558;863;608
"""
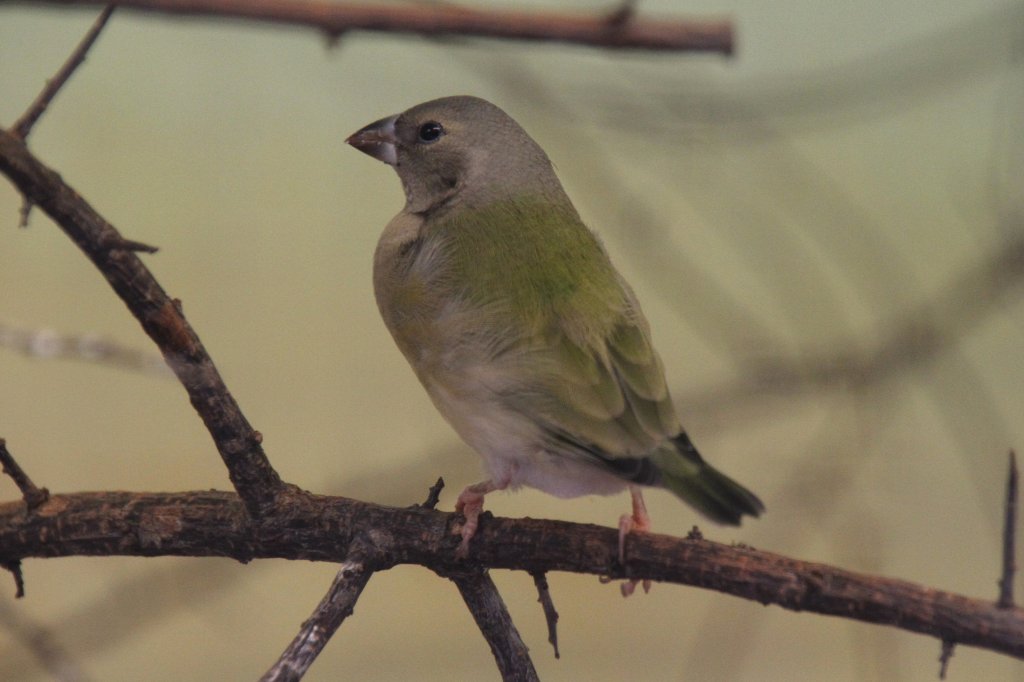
418;121;444;143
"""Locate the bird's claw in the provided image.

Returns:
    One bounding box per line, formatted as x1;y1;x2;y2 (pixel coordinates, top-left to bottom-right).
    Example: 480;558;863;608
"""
454;482;493;558
615;488;653;597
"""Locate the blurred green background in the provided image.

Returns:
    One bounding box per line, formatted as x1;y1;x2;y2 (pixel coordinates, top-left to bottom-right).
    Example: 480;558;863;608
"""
1;1;1022;680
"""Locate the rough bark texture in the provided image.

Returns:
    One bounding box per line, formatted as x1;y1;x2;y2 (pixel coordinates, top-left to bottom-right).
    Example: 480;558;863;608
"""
2;490;1022;661
449;569;538;682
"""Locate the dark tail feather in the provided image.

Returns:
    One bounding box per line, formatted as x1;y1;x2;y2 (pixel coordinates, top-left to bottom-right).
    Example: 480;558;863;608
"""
653;432;765;525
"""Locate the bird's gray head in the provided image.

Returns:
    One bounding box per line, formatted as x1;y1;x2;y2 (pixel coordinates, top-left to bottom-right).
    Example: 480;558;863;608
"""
346;95;563;214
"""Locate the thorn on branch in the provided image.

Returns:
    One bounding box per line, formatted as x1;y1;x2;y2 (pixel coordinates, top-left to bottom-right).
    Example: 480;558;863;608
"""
606;0;638;27
2;558;26;598
323;30;347;49
938;638;956;679
107;235;160;254
419;477;445;510
18;197;33;228
0;439;50;511
11;5;116;140
998;450;1018;609
530;571;560;659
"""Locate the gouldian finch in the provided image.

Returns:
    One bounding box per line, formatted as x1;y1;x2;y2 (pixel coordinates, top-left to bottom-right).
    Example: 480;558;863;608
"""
347;96;763;592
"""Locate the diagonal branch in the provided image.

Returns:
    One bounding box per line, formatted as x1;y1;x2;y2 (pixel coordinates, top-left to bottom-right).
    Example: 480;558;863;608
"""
0;439;49;511
0;129;285;516
11;5;115;140
530;571;560;659
2;0;735;54
260;555;376;682
445;567;538;681
1;489;1022;663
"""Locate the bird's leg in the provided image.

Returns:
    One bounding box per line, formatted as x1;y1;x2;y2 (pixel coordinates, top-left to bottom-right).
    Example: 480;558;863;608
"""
618;486;652;563
617;486;652;597
454;479;500;558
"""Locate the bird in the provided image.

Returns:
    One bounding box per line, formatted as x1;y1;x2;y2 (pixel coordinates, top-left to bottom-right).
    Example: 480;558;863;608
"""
346;96;764;594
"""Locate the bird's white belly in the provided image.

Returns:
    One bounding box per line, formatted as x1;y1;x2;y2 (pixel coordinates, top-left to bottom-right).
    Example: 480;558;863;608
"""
424;372;630;499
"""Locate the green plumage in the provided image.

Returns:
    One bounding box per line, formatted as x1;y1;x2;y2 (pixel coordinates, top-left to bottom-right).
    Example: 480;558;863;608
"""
443;198;619;322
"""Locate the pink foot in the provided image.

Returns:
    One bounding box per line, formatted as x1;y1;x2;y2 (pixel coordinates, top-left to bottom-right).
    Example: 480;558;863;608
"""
617;487;652;597
454;480;500;558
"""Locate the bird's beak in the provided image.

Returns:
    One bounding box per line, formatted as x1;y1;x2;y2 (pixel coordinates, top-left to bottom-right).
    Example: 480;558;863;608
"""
346;114;398;166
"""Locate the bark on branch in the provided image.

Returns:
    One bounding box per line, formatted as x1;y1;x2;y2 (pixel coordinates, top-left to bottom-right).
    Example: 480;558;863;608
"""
1;489;1022;662
1;0;734;54
260;555;376;682
446;568;538;681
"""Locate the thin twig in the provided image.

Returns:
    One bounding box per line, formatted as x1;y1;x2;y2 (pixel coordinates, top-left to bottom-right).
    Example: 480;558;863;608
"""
0;128;285;516
419;476;445;510
18;196;32;227
10;0;735;54
938;638;956;679
1;558;26;598
530;571;560;659
447;567;538;682
0;439;49;510
11;5;116;139
260;556;374;682
999;450;1018;609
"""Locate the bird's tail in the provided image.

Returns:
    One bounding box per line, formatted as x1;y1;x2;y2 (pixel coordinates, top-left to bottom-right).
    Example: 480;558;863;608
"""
652;432;765;525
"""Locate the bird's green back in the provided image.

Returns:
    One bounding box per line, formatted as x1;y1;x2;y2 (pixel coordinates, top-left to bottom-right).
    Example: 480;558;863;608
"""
435;195;623;336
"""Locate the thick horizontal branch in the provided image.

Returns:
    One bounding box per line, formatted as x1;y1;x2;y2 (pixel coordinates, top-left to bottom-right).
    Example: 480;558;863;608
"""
1;489;1022;662
0;128;284;515
3;0;734;54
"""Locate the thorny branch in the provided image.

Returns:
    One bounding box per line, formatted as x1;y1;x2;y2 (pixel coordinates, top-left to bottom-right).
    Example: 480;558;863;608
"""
1;490;1023;663
0;127;286;517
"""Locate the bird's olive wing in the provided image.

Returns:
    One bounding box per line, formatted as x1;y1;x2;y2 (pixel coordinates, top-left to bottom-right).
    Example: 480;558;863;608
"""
507;310;681;465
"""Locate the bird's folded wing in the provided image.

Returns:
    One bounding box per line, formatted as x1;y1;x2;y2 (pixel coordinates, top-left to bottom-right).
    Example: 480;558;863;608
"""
504;309;682;468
